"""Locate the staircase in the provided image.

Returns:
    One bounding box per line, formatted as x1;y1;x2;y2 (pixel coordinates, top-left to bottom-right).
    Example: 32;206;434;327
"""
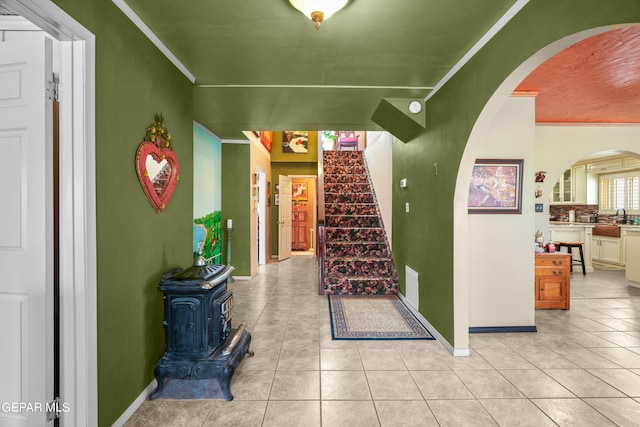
322;150;398;295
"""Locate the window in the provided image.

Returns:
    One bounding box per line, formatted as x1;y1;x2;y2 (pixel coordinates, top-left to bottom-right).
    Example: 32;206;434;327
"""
599;171;640;213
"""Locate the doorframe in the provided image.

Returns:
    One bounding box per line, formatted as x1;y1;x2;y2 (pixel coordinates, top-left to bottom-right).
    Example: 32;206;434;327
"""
5;1;97;425
289;175;318;254
256;168;266;265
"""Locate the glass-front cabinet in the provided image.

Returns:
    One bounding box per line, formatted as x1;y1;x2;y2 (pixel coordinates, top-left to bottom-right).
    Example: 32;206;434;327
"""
551;165;587;204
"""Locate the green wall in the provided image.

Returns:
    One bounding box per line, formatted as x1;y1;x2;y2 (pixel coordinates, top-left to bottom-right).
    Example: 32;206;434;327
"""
222;144;251;275
52;1;194;425
270;162;318;256
391;0;640;345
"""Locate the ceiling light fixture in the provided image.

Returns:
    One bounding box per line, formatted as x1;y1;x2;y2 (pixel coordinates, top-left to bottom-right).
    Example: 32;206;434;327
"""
289;0;349;29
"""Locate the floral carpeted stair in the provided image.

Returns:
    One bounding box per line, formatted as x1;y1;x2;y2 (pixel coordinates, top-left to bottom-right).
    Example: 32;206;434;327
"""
323;150;398;295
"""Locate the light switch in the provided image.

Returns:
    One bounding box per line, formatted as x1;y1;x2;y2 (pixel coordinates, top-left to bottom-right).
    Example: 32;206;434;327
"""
405;202;410;213
535;203;544;213
400;178;407;188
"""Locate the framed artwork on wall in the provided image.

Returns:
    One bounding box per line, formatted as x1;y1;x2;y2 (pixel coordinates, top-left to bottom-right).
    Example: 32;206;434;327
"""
468;158;523;214
282;131;308;153
292;182;308;200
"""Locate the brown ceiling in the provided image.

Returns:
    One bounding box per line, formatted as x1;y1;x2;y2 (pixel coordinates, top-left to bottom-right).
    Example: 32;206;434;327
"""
516;25;640;124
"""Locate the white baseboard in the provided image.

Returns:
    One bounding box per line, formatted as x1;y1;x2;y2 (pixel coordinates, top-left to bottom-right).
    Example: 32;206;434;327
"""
111;379;157;427
398;293;470;357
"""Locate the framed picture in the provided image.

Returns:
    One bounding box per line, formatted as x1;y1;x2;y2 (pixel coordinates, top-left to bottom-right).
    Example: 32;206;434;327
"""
282;131;308;153
468;158;523;214
292;182;308;200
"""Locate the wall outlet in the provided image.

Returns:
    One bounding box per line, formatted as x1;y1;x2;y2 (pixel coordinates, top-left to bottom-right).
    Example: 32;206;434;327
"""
405;202;410;213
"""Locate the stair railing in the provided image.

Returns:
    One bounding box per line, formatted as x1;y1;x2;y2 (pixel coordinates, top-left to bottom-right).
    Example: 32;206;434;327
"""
317;148;326;295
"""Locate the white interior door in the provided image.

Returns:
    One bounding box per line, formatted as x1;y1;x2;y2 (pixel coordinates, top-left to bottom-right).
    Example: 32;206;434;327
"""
0;36;54;426
278;175;292;261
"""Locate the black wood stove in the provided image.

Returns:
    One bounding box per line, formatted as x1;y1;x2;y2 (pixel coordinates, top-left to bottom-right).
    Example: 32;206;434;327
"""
150;254;252;400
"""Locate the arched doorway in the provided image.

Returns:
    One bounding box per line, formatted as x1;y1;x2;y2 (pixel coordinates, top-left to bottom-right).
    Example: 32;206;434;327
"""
454;25;640;350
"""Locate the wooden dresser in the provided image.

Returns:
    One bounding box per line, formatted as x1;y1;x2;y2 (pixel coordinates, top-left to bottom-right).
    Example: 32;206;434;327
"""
535;252;571;310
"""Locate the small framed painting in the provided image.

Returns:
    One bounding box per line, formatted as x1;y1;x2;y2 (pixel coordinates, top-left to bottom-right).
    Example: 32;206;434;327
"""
292;182;308;200
468;158;523;214
282;131;308;153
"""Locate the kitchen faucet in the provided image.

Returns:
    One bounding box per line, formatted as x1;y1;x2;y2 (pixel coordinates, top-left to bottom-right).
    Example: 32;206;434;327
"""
616;208;627;224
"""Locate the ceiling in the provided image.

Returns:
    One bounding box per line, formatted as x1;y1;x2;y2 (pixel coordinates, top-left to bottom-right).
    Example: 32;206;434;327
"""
119;1;639;139
122;0;517;138
516;25;640;124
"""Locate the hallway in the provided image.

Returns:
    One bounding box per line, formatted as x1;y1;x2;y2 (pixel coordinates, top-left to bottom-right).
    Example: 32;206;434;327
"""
126;257;640;426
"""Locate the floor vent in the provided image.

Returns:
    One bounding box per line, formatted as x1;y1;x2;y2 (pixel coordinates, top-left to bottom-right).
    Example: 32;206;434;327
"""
405;265;419;311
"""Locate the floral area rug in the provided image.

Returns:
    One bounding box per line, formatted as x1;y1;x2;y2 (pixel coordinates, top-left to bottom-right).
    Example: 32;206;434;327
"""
328;295;433;340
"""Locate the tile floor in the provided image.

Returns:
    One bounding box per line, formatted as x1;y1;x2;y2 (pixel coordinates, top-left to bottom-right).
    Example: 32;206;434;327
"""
125;256;640;426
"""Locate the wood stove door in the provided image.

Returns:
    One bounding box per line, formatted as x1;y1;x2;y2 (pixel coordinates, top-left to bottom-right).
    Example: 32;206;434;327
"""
167;296;206;356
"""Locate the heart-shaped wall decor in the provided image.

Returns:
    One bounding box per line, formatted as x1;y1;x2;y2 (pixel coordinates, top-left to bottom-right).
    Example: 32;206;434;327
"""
135;140;180;213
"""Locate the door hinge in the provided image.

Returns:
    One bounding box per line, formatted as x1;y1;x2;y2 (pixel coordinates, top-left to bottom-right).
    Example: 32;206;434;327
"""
47;74;59;102
46;397;63;422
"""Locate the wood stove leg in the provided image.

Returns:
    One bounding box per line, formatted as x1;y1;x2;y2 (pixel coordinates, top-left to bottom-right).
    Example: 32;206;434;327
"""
149;367;166;400
220;368;234;401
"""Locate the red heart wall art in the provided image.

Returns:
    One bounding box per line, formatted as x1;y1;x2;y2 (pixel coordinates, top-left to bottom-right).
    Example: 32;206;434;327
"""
135;140;180;213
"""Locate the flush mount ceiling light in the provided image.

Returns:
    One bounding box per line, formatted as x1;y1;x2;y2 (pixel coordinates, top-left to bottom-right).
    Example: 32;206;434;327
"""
409;100;422;114
289;0;349;29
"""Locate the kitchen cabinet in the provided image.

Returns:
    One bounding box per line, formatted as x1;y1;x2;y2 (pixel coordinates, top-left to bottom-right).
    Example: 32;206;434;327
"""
551;166;587;204
535;253;570;310
625;228;640;285
591;235;622;265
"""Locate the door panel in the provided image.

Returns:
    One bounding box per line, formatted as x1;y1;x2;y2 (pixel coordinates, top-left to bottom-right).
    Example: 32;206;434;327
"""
278;175;292;261
0;37;53;426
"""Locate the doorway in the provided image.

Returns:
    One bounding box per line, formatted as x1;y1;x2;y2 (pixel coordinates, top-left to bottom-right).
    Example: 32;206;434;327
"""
290;176;317;256
0;5;97;426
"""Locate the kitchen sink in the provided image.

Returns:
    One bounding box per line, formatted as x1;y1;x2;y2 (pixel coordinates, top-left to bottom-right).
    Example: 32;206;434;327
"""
593;225;621;237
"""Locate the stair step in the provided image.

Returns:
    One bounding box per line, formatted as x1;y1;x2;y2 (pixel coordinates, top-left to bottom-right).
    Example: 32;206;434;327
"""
325;259;396;277
324;174;368;184
326;215;381;228
325;242;390;258
325;193;374;204
324;165;367;175
325;227;387;242
325;204;378;216
325;277;398;296
324;182;371;193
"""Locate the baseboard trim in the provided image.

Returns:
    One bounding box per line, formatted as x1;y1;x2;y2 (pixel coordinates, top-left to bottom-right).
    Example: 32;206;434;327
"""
469;325;537;333
111;379;157;427
398;293;470;356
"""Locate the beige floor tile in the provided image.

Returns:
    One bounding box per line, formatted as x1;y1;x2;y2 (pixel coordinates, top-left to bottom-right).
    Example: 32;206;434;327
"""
229;370;275;400
480;399;556;426
410;370;474;400
587;368;640;396
269;370;320;400
320;348;364;370
202;401;267;427
237;347;280;371
365;370;422;400
589;347;640;368
140;400;212;427
427;399;498;426
443;349;493;370
544;369;625;397
454;370;524;398
512;347;580;369
359;348;407;370
374;400;438;427
276;347;320;370
262;401;320;427
591;331;640;347
584;397;640;427
498;369;574;398
321;370;372;400
474;348;538;369
532;398;617;426
551;347;624;368
396;348;451;370
321;400;380;427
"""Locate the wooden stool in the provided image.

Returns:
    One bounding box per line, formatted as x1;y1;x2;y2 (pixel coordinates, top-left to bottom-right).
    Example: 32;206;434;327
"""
555;242;586;275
